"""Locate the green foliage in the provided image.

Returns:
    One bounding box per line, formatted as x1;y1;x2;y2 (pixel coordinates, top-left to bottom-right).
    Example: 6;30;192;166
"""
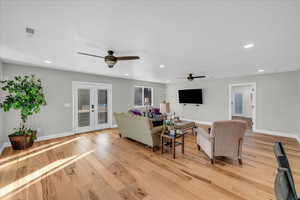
12;127;37;139
0;75;46;136
164;119;175;126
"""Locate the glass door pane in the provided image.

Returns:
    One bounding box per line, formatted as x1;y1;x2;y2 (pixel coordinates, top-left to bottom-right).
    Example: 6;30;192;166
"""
97;89;108;124
78;89;90;127
234;93;243;114
144;88;152;106
134;87;143;106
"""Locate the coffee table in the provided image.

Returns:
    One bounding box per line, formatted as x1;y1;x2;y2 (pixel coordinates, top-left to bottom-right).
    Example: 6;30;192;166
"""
161;130;185;159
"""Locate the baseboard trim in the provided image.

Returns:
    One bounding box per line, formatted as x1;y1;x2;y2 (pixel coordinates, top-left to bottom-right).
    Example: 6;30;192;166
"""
254;129;300;143
181;118;213;126
1;142;11;153
0;143;7;155
0;131;74;154
0;126;121;154
296;136;300;144
37;131;74;141
1;123;298;154
182;118;300;143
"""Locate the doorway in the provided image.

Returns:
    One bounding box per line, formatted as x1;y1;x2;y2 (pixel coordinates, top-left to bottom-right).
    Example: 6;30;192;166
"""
229;83;256;131
72;82;112;133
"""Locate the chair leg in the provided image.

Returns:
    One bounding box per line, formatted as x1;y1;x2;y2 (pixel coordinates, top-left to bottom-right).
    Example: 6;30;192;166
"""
238;158;243;165
210;158;214;164
197;144;200;151
118;133;122;138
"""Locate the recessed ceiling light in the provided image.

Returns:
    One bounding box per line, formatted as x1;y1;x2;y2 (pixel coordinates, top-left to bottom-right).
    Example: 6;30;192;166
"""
160;64;165;68
44;60;52;64
258;69;265;72
243;43;254;49
124;73;129;76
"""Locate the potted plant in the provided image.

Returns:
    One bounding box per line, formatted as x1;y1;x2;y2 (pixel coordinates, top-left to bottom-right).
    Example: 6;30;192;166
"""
164;119;176;135
0;75;46;150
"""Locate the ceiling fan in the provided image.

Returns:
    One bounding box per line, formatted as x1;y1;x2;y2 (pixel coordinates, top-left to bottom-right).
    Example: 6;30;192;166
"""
177;73;207;81
77;50;140;68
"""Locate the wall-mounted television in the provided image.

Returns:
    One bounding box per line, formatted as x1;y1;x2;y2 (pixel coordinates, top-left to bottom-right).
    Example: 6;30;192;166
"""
178;89;203;104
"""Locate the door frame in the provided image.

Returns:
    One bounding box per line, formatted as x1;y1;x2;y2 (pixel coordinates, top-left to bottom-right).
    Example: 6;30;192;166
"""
72;81;113;133
228;82;256;130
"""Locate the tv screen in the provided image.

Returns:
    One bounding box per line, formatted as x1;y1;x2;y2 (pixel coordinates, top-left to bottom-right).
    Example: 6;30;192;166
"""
178;89;203;104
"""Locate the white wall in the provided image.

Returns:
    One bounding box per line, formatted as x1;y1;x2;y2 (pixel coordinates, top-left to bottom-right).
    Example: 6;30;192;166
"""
166;71;299;135
0;60;4;150
2;63;166;143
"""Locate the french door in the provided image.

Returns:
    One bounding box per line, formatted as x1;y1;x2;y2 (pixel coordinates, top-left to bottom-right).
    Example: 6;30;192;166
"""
73;82;112;133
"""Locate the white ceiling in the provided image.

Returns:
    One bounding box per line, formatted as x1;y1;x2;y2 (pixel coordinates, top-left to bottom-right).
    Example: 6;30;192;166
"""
0;0;300;83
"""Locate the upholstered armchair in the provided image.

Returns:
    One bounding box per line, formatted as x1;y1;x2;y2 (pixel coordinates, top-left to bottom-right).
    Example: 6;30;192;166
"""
196;120;247;164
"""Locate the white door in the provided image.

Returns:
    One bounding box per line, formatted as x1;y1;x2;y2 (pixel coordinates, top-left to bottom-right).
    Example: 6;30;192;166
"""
94;87;111;130
73;82;112;133
229;83;256;130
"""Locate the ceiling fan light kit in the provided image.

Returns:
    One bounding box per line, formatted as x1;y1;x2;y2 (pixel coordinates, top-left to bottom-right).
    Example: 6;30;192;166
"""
78;51;205;81
187;73;206;81
78;50;140;68
105;51;117;68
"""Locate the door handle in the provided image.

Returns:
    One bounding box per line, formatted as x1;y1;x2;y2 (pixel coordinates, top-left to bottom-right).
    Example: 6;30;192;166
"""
91;105;95;112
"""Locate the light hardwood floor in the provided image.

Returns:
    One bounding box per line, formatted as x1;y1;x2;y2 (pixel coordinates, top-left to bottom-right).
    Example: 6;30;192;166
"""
0;127;300;200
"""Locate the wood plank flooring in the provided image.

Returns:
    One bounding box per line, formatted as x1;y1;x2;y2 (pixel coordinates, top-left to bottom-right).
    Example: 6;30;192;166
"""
0;128;300;200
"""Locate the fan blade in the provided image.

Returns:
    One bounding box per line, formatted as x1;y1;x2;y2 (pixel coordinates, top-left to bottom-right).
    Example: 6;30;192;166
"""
77;52;104;58
193;75;206;78
116;56;140;60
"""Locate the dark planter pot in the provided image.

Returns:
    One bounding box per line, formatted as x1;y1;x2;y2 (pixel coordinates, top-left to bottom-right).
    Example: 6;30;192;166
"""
8;131;37;150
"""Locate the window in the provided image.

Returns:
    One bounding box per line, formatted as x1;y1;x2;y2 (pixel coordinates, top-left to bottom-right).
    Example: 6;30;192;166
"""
134;86;153;106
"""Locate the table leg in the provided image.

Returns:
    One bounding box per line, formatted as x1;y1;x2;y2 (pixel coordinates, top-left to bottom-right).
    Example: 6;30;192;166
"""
182;135;185;154
161;136;164;154
172;138;175;159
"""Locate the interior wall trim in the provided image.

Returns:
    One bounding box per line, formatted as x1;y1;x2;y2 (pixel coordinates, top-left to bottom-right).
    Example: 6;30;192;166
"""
0;144;6;155
181;118;213;126
254;129;300;143
0;124;118;154
1;122;298;154
111;124;118;128
0;131;74;154
182;118;300;143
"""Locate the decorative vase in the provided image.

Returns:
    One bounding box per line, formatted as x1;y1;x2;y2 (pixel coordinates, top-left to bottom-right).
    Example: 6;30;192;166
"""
8;131;37;150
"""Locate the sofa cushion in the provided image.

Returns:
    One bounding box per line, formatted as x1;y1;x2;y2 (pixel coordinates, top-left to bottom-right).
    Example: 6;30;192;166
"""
152;120;163;127
151;107;161;115
129;109;142;116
